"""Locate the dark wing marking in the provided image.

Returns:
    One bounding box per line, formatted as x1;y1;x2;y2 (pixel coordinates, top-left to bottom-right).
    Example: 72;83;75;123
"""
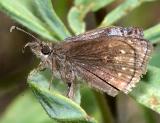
76;64;119;96
65;27;144;42
60;36;152;96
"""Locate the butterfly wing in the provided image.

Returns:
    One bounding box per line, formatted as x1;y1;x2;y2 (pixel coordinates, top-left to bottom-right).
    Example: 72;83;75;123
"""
54;27;152;97
65;26;144;42
61;35;152;96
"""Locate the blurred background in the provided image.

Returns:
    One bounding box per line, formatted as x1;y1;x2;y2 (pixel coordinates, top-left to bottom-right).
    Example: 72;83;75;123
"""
0;0;160;123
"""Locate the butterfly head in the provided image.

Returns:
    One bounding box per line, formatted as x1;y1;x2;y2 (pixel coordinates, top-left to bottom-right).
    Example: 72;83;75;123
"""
24;41;52;59
10;26;53;59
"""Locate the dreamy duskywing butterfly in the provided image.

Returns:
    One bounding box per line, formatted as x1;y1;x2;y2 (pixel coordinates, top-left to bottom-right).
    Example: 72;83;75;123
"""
11;26;152;98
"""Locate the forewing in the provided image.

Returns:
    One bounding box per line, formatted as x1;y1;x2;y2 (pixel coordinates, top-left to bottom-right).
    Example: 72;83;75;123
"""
63;36;152;96
65;27;144;42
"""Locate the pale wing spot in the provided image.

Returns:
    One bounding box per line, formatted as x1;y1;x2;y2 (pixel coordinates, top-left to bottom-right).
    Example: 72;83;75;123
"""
114;57;122;61
114;57;119;60
130;69;134;72
127;76;131;79
140;54;146;58
110;77;115;81
104;56;108;59
120;82;126;87
108;43;113;48
100;72;104;76
128;40;132;43
130;50;134;54
120;50;126;54
129;58;134;62
118;73;122;77
122;67;126;70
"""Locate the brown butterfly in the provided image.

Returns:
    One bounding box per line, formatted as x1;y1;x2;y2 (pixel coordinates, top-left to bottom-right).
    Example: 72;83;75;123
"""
11;26;152;98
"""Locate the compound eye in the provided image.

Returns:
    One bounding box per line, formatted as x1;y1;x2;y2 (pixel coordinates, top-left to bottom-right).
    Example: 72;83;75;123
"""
41;45;51;55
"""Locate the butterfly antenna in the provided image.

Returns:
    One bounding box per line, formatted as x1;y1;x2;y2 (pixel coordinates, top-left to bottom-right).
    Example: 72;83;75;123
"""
10;26;41;42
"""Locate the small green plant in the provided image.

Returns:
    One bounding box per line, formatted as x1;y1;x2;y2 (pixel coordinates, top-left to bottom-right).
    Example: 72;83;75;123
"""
0;0;160;123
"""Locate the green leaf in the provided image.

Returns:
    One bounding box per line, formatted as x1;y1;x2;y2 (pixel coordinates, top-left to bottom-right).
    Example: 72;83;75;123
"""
144;24;160;68
68;7;86;35
144;23;160;43
80;88;114;123
130;65;160;114
100;0;154;27
0;0;70;41
74;0;115;12
35;0;71;40
0;0;56;40
149;45;160;68
28;69;97;123
0;91;55;123
68;0;115;34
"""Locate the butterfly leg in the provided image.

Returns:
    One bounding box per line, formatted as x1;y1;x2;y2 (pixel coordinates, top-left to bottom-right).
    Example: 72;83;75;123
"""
37;60;54;90
34;62;47;75
48;57;55;90
59;61;76;99
37;62;47;71
66;81;75;99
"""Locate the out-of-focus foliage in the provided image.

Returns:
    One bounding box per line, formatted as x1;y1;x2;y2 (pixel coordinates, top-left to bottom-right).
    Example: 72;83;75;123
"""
0;91;55;123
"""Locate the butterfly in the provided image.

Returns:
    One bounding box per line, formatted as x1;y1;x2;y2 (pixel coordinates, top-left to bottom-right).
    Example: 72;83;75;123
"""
11;26;152;98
